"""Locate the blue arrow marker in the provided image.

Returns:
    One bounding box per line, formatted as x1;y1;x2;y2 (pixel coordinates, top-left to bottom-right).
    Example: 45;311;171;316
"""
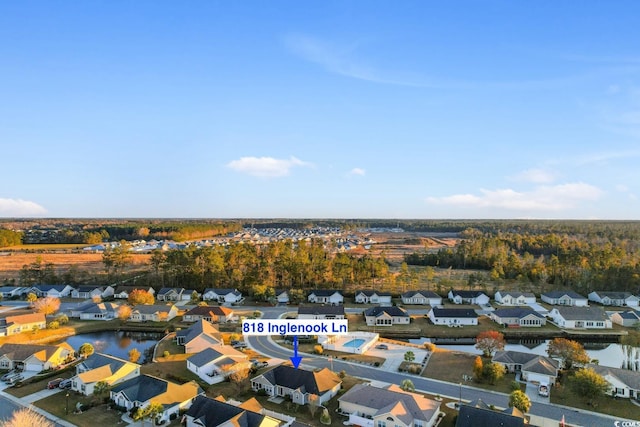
290;335;302;369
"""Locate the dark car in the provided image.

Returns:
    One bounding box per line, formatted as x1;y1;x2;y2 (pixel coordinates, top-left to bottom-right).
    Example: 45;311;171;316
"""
232;341;248;349
375;344;389;350
47;378;64;389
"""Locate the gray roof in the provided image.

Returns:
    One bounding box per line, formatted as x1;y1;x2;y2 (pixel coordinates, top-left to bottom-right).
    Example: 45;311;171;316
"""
186;395;269;427
357;290;392;297
188;348;224;368
615;310;640;320
204;288;241;297
493;350;559;376
430;307;477;318
111;375;168;404
176;319;222;344
259;365;340;395
80;353;128;372
157;287;184;295
133;304;174;314
456;404;525;427
401;290;441;299
542;290;587;300
592;291;636;299
449;290;487;298
82;302;119;314
589;364;640;391
498;291;535;298
364;306;409;318
553;306;608;321
493;308;544;319
308;290;342;297
298;305;345;316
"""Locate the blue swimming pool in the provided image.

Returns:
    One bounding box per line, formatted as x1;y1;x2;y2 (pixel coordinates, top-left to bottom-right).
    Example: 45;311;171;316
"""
343;338;366;348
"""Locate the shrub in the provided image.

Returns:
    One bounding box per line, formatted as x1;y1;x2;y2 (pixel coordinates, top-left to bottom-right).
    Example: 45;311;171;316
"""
314;345;323;355
339;370;346;379
511;380;521;391
47;321;60;330
163;350;170;358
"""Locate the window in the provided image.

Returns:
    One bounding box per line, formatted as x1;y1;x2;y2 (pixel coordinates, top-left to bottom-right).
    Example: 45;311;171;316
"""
377;421;386;427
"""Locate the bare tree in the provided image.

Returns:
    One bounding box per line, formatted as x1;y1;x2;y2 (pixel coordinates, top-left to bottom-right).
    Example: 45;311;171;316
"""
33;296;61;315
0;407;53;427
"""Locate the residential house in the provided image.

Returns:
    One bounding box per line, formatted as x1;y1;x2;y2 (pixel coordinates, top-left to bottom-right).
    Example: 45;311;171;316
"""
549;306;612;329
202;288;243;305
364;306;410;326
71;353;140;395
0;286;27;299
541;290;588;306
611;310;640;327
447;290;490;306
77;302;120;321
339;383;441;427
307;290;344;305
129;304;178;322
401;290;442;306
456;401;525;427
0;312;46;336
297;305;345;320
110;374;204;424
493;350;560;385
490;308;546;327
184;395;283;427
494;291;536;306
71;285;114;300
0;342;74;372
176;319;223;353
182;305;235;323
588;291;640;307
28;284;74;298
354;290;392;305
275;289;289;304
251;365;342;405
186;346;251;385
156;287;185;301
113;286;156;300
589;364;640;399
427;307;478;326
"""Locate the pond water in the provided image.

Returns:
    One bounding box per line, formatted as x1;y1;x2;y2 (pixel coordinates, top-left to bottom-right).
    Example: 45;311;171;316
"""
60;331;162;363
411;338;639;370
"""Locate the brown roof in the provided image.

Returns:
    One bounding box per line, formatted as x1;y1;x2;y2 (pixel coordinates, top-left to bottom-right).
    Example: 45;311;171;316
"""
238;397;263;413
0;343;70;362
184;305;233;317
4;312;46;325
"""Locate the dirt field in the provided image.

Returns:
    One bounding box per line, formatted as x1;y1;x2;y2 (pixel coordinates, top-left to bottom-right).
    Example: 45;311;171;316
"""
0;252;151;281
366;232;459;265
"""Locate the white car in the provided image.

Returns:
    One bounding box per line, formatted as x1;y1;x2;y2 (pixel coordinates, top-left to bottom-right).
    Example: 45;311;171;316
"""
538;383;549;397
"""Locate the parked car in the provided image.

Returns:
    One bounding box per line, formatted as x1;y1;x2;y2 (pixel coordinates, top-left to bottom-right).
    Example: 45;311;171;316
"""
251;359;268;368
59;379;72;389
1;371;18;382
375;344;389;350
47;378;64;389
5;375;23;386
232;341;248;349
2;372;22;383
538;383;549;397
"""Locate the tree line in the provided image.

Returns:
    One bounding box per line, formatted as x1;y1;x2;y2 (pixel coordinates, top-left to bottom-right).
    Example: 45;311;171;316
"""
0;229;22;247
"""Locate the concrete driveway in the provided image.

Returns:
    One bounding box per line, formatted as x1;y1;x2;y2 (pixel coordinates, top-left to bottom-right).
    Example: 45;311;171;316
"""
526;382;550;404
23;385;65;404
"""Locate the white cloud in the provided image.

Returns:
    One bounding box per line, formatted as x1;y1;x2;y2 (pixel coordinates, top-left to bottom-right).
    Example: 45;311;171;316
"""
616;184;629;192
510;168;557;184
0;198;47;216
349;168;366;176
426;183;603;212
226;156;312;178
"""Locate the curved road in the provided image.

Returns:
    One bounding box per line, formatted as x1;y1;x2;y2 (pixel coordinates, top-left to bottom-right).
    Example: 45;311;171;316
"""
247;308;633;427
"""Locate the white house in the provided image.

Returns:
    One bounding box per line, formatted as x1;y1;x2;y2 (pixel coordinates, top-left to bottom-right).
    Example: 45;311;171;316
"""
493;350;560;385
589;364;640;399
113;286;155;300
364;306;410;326
176;319;223;354
427;307;478;326
401;290;442;306
182;305;235;323
71;285;114;300
298;305;345;320
251;365;342;405
71;353;140;396
275;290;289;304
186;346;250;385
549;306;612;329
339;383;441;427
156;287;185;301
541;290;588;306
354;290;392;305
110;375;203;424
129;304;178;322
588;291;640;307
490;308;546;327
611;310;640;327
202;288;243;305
28;284;74;298
0;286;27;299
77;302;120;321
494;291;536;306
307;290;344;305
447;290;490;306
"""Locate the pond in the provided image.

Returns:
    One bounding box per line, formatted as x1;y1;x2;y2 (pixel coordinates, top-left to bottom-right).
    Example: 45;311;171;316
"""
60;331;162;363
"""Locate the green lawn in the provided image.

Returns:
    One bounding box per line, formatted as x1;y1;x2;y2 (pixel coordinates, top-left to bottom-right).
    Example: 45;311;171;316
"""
34;391;122;427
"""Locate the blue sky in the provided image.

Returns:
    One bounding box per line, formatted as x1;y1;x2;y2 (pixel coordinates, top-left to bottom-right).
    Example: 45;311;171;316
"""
1;1;640;219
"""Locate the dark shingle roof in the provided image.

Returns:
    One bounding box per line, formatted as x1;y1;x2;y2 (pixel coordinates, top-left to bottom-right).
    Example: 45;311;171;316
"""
553;306;608;321
430;307;477;318
542;290;587;299
449;290;487;298
401;290;441;299
186;395;273;427
493;308;544;319
357;290;392;297
364;306;409;318
260;365;340;395
187;348;224;368
111;375;168;403
80;353;128;373
308;290;342;297
456;404;525;427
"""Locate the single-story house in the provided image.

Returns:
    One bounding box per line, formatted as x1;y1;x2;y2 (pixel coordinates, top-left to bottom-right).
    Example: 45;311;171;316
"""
588;291;640;307
0;342;74;372
182;305;235;323
298;305;345;320
275;289;289;304
611;310;640;327
176;319;223;354
251;365;342;405
129;304;178;322
354;290;392;305
72;353;140;395
456;400;525;427
77;302;120;321
186;346;250;385
71;285;114;300
0;286;27;299
113;286;156;300
364;306;410;326
339;383;441;427
401;290;442;306
0;312;47;336
448;290;490;306
202;288;243;305
494;291;536;306
589;364;640;399
156;287;186;301
110;374;204;424
28;284;74;298
493;350;560;385
427;307;478;326
541;290;588;307
549;306;612;329
490;308;546;327
184;395;282;427
307;290;344;305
